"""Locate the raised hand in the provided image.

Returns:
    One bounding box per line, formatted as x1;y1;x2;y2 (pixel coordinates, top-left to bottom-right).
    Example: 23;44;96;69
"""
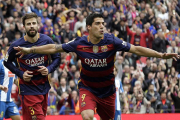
14;46;31;58
161;53;180;61
37;66;49;76
23;70;33;82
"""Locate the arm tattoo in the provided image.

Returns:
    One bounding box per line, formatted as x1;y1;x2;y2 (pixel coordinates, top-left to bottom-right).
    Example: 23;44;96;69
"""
30;48;36;53
55;44;62;51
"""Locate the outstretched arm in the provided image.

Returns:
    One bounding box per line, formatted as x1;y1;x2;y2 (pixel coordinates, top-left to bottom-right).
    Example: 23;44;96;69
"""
129;44;179;60
14;44;64;58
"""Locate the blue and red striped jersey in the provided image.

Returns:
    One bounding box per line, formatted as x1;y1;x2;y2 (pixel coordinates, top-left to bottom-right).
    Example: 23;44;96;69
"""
62;33;131;98
4;33;60;95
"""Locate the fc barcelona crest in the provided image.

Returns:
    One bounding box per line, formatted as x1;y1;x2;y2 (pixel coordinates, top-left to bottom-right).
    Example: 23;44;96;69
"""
93;46;99;53
101;45;108;52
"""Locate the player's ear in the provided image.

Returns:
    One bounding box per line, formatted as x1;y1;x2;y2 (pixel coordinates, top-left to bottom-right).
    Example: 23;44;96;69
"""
87;25;91;31
37;24;39;29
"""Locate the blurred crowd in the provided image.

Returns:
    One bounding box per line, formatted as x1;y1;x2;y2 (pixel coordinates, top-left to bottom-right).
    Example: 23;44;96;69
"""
1;0;180;115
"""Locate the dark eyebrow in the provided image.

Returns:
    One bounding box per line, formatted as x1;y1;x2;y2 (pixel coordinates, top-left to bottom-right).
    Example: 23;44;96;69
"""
95;22;104;24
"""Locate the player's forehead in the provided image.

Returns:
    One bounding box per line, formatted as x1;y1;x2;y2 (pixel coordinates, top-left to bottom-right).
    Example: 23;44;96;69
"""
25;17;37;24
93;17;104;23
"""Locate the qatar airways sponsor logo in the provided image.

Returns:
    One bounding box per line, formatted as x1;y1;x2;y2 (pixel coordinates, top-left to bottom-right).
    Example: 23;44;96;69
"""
25;56;44;66
84;58;107;67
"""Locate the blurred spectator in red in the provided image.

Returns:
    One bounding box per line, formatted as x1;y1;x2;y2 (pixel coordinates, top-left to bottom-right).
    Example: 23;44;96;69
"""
126;23;150;47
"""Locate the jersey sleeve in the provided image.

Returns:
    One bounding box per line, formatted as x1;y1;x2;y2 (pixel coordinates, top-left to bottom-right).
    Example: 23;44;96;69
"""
62;37;80;53
113;34;131;52
3;43;24;79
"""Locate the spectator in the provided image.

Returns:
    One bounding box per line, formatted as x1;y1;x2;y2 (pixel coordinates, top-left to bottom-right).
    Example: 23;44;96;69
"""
40;19;54;35
13;32;21;42
71;0;83;11
152;31;170;53
69;80;77;92
90;0;104;14
74;15;86;33
74;71;80;85
65;9;81;31
57;77;70;98
114;16;127;41
60;23;75;43
126;23;150;47
167;41;178;68
143;58;151;80
6;24;15;43
118;0;127;15
170;17;179;31
31;2;43;17
103;10;112;31
48;88;57;115
146;84;161;112
103;0;116;18
146;8;155;25
171;81;180;113
156;92;172;113
158;23;169;34
57;92;75;115
132;87;154;114
41;11;50;25
122;65;131;84
134;16;143;29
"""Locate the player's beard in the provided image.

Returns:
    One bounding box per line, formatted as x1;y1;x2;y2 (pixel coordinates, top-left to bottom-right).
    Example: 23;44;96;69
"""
26;28;38;37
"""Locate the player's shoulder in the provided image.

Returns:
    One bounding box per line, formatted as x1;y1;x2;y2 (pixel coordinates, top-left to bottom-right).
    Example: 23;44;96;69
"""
76;36;85;41
11;37;25;46
70;36;85;43
103;33;117;41
39;33;52;41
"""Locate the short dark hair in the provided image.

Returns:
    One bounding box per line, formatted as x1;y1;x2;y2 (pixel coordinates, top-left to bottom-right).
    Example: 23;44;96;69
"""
86;13;103;26
21;13;38;26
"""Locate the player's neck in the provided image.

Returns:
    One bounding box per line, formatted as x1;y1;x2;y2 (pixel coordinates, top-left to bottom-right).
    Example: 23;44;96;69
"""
89;34;101;44
25;33;39;43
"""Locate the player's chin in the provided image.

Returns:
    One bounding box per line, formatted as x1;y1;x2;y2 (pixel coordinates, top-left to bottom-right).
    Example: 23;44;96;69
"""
98;33;104;38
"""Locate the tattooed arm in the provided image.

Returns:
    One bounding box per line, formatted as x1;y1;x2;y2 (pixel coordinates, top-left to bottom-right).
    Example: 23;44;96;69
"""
14;44;64;58
30;44;64;54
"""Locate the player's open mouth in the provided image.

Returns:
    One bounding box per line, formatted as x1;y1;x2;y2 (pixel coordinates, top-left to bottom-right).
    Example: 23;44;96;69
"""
100;31;104;33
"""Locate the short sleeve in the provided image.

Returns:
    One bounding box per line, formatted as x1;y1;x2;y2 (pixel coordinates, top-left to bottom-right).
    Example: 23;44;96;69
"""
62;37;80;53
113;35;131;52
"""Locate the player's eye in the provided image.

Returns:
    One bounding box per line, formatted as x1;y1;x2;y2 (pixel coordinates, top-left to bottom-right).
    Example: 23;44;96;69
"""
95;22;100;25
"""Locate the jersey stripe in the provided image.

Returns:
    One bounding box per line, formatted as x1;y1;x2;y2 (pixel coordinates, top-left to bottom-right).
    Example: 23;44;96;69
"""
0;60;5;101
19;81;50;95
6;77;13;101
0;60;15;102
81;77;114;88
76;44;115;53
80;72;114;82
81;66;114;77
19;77;48;85
79;54;115;66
